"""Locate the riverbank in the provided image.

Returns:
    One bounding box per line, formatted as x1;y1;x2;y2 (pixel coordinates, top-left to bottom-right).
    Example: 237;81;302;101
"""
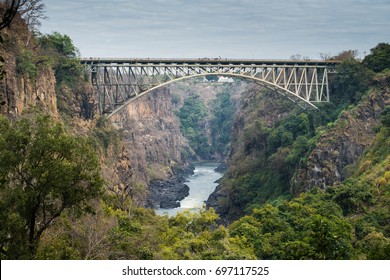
155;162;223;216
146;163;194;209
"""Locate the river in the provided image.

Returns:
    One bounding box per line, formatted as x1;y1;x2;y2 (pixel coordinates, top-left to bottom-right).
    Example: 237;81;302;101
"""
155;162;222;216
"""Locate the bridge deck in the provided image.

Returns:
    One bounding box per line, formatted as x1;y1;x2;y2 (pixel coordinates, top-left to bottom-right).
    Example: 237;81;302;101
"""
80;57;340;67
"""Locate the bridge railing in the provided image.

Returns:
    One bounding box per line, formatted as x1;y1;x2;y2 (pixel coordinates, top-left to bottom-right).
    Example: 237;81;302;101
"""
80;57;340;66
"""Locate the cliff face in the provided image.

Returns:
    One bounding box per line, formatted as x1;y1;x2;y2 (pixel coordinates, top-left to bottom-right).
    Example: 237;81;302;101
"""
208;75;390;223
56;81;96;120
0;16;58;117
0;61;57;116
207;87;296;222
0;15;191;208
109;88;192;207
0;12;96;120
292;85;390;193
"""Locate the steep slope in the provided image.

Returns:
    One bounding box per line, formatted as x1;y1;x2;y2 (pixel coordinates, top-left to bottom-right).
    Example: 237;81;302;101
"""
108;88;193;208
293;83;390;193
208;69;390;224
207;87;297;222
168;78;250;161
0;12;57;117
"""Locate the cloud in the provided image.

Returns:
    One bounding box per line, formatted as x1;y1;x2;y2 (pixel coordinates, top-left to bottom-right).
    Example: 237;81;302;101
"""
40;0;390;59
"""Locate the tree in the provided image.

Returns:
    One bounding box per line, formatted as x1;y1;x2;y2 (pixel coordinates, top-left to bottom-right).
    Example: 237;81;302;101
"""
320;52;333;60
36;203;116;260
39;32;79;58
0;0;46;78
210;91;234;157
363;43;390;73
333;59;373;103
0;0;21;30
0;1;46;31
20;0;47;46
381;106;390;127
158;208;255;260
332;50;359;61
38;32;82;86
290;54;311;61
0;114;103;259
177;94;210;159
17;0;46;29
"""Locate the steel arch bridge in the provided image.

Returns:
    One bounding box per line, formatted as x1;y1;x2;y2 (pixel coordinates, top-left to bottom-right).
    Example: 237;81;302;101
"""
80;58;339;117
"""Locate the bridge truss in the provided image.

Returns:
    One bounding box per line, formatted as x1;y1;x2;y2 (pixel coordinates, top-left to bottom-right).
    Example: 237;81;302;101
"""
81;58;338;117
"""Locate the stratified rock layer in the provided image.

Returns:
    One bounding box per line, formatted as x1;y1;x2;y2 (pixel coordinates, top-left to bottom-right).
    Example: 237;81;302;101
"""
292;87;390;193
109;88;193;207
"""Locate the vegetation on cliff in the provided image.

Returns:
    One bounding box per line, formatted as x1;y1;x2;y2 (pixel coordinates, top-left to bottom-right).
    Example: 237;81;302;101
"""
176;86;235;160
0;114;103;258
228;105;390;259
209;45;390;219
207;44;390;259
177;93;209;159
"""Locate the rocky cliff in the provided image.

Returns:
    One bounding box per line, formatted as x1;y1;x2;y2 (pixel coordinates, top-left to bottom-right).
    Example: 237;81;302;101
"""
292;82;390;193
207;87;296;222
0;14;57;117
0;13;198;210
208;72;390;223
109;88;193;208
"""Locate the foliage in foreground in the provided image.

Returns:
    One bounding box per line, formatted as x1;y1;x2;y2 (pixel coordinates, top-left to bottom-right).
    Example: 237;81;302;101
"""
0;114;103;259
37;205;256;260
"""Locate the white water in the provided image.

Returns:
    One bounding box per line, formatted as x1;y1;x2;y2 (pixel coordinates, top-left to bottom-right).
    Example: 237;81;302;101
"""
155;162;222;216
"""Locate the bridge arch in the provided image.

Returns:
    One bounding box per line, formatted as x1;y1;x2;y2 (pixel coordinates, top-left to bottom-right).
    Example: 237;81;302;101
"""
81;58;338;117
106;72;317;118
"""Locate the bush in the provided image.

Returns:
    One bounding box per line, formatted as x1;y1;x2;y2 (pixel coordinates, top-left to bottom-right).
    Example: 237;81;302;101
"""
381;106;390;127
363;43;390;73
16;49;37;81
177;94;209;159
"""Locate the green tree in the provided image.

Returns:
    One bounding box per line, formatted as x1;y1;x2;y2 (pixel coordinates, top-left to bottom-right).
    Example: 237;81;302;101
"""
333;59;373;104
356;232;390;259
210;91;234;157
307;214;353;259
0;114;103;259
363;43;390;73
177;94;210;159
38;32;82;84
16;49;37;81
229;189;354;260
39;32;79;58
159;208;255;260
37;32;87;117
381;106;390;127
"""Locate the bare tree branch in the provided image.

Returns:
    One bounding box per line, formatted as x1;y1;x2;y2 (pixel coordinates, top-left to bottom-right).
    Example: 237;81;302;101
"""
0;0;21;30
0;0;46;31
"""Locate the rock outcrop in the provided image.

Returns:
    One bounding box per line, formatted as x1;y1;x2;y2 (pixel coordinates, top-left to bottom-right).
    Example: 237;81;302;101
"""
0;15;58;117
206;87;296;222
109;88;193;208
292;87;390;193
0;14;192;209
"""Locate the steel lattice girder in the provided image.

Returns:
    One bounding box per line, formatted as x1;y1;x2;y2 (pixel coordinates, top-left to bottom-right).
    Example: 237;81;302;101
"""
81;58;339;116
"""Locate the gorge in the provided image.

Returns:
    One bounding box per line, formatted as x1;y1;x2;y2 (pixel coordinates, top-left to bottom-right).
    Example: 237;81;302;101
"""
1;5;390;260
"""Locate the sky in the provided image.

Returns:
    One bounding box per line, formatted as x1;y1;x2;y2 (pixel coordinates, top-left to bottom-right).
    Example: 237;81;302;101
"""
39;0;390;59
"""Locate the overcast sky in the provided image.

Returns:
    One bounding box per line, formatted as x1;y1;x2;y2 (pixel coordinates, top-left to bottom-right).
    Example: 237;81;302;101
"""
39;0;390;59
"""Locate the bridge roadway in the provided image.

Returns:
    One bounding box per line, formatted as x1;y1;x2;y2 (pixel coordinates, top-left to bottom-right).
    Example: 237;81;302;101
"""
80;58;340;116
80;57;339;67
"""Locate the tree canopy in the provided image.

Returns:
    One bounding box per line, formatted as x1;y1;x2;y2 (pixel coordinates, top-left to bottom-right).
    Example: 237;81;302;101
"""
0;114;103;259
363;43;390;73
